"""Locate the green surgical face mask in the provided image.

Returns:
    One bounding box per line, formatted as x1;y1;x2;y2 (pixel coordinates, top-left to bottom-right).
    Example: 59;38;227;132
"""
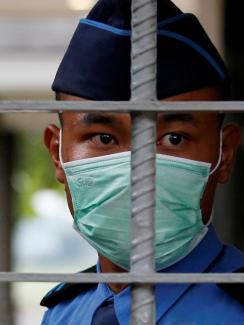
60;133;221;270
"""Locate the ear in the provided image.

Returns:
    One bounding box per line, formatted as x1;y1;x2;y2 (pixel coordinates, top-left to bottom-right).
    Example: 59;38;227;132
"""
44;124;65;184
217;123;240;184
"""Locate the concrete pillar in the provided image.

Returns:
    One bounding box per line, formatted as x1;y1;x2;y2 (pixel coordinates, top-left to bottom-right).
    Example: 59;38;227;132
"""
198;0;224;54
174;0;224;54
0;132;15;325
215;0;244;251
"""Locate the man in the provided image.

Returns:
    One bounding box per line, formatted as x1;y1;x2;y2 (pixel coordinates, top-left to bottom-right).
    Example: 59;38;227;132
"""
41;0;244;323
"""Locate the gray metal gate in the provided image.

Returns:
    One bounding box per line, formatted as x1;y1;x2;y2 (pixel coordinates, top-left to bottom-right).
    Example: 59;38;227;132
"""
0;0;244;324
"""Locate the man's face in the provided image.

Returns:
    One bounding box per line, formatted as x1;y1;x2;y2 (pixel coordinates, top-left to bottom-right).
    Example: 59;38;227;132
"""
44;86;240;224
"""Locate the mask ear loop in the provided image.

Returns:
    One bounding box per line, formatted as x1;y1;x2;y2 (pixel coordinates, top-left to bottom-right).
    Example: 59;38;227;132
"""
206;131;223;226
59;129;64;166
209;131;223;176
206;207;214;226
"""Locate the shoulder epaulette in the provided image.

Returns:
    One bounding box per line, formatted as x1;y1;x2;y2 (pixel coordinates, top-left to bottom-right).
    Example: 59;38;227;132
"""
217;267;244;306
40;265;97;308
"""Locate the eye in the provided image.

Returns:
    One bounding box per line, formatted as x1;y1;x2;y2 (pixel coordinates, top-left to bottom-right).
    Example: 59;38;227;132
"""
91;134;116;145
158;133;185;147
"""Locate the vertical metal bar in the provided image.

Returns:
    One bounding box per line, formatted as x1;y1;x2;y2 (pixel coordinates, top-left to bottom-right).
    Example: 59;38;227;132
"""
130;0;157;324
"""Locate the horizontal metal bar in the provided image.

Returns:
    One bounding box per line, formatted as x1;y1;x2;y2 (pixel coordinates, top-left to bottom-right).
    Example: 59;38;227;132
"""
0;101;244;113
0;272;243;283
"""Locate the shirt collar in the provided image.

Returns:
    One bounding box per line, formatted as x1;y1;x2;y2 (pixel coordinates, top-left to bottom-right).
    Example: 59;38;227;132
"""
96;262;114;301
95;225;223;324
161;224;222;274
155;225;223;320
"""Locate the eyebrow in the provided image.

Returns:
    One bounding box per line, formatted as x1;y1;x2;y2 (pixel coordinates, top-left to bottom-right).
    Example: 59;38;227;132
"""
158;113;198;126
77;112;198;127
79;112;124;127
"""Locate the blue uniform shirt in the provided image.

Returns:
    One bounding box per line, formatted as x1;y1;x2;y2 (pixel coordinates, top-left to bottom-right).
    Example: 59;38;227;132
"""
41;227;244;324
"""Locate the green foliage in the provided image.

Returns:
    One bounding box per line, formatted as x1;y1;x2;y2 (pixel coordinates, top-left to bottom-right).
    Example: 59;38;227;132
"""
13;133;63;220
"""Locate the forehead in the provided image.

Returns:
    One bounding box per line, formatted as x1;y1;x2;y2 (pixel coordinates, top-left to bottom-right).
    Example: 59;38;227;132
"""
60;85;222;128
61;111;219;133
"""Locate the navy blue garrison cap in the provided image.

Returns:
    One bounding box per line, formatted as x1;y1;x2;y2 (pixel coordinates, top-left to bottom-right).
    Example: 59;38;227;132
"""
52;0;229;100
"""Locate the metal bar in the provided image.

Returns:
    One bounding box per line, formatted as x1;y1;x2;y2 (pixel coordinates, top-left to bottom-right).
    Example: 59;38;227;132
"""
130;0;157;323
0;272;243;283
0;101;244;112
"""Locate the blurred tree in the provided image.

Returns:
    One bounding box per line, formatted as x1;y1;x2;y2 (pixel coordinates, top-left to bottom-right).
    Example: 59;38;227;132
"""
12;133;62;220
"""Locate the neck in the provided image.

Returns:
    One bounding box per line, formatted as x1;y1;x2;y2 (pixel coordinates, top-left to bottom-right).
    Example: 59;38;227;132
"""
99;255;128;293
